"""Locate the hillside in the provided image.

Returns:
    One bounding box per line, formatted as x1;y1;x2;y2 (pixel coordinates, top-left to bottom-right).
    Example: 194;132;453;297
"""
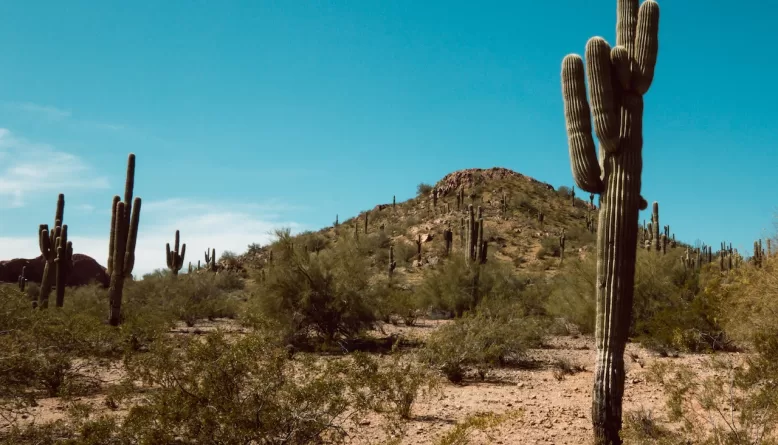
240;167;600;280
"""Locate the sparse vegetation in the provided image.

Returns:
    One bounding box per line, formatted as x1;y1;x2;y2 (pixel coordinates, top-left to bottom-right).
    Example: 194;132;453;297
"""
2;163;775;444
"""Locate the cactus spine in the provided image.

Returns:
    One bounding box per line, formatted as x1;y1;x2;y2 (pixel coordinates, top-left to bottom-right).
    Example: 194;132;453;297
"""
561;0;659;441
54;225;73;308
108;154;142;326
166;230;186;276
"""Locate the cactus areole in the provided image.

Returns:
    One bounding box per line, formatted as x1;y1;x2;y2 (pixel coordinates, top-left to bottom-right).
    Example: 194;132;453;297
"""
561;0;659;443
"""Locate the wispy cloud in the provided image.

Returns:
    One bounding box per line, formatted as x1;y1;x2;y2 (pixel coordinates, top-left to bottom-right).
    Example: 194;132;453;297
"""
0;128;110;207
2;101;124;131
6;101;72;120
0;198;303;277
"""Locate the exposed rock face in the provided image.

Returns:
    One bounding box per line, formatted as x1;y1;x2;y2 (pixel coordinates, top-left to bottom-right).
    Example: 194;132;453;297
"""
434;167;555;197
0;254;109;287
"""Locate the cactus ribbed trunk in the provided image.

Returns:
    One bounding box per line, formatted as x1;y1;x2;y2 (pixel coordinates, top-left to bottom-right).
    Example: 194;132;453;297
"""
592;103;643;442
561;1;659;442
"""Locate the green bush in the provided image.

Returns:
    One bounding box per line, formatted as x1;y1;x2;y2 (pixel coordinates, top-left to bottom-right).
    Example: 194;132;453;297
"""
250;229;377;343
422;308;545;383
417;182;433;197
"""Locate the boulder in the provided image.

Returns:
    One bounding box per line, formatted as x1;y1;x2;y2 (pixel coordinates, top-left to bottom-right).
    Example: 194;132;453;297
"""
0;254;109;287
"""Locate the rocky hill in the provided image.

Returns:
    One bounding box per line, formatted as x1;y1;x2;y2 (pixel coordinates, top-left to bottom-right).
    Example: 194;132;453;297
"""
240;167;599;280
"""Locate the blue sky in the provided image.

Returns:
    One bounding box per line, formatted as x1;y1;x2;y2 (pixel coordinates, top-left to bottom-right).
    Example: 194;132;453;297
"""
0;0;775;275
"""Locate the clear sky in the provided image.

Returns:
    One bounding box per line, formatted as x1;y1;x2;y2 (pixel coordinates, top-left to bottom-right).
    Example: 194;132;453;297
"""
0;0;775;276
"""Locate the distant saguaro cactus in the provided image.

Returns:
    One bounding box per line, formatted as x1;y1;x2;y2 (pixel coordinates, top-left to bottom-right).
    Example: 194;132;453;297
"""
652;202;661;252
166;230;186;276
415;234;422;263
54;225;73;307
364;211;369;234
388;246;397;278
37;193;66;308
444;227;453;256
18;266;27;292
205;248;217;271
561;0;659;442
107;154;142;326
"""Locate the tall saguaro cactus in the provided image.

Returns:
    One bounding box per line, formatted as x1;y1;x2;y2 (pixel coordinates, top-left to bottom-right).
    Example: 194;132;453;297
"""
561;1;659;443
166;230;186;276
38;193;65;309
108;154;142;326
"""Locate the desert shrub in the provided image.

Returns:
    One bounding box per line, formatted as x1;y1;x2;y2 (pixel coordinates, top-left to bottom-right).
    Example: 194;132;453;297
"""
123;272;240;328
113;331;372;444
417;257;541;317
556;185;571;198
434;410;522;445
350;351;439;422
417;182;433;197
0;286;148;425
547;255;597;334
620;408;675;445
251;229;377;343
382;287;424;326
422;308;545;383
393;240;418;266
550;357;585;381
633;255;778;444
536;236;561;259
547;250;726;351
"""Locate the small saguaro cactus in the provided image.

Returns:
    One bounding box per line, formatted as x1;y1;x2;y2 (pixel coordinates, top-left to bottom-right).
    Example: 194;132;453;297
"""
392;195;396;209
54;225;73;308
38;193;66;309
571;186;576;206
590;193;595;209
108;154;142;326
415;234;422;263
561;0;660;442
205;248;217;271
537;210;545;228
652;202;661;252
334;214;339;227
560;229;567;260
432;188;438;207
166;230;186;276
444;227;453;256
388;246;397;278
364;211;369;234
18;266;27;292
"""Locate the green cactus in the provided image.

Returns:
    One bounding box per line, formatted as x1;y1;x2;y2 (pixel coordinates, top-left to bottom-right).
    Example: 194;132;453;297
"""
18;266;27;292
652;202;661;252
37;193;66;309
388;246;397;278
364;211;369;234
54;225;73;308
415;234;422;263
571;185;576;206
432;188;438;208
205;248;217;271
108;154;142;326
166;230;186;276
560;229;567;261
392;195;396;209
444;226;453;256
561;0;659;441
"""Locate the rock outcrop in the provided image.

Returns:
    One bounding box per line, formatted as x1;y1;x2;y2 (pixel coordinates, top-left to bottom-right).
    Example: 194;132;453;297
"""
0;254;110;287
